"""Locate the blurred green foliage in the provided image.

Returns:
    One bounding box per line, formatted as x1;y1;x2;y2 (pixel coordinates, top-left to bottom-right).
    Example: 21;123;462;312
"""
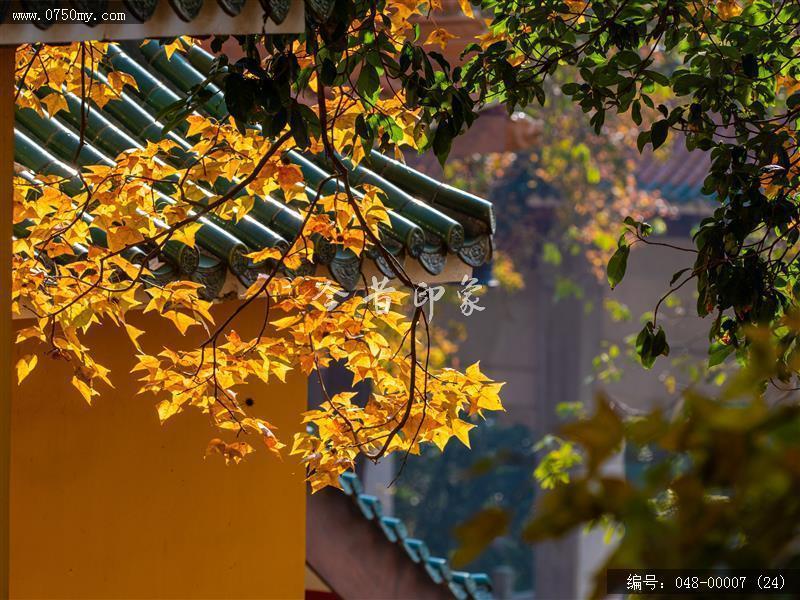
526;328;800;599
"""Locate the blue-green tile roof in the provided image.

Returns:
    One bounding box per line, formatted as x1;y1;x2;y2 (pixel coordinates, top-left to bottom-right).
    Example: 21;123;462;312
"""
636;143;712;205
14;40;495;295
338;472;493;600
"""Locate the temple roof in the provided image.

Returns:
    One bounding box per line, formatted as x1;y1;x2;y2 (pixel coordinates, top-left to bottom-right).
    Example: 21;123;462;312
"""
636;142;712;206
307;472;494;600
13;40;495;297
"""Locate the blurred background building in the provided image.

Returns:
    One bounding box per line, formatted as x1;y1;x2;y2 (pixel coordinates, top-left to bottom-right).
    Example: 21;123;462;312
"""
310;3;714;598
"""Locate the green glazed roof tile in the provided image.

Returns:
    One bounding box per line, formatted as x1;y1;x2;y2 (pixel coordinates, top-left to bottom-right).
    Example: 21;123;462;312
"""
379;516;407;542
402;538;430;563
14;39;495;295
355;494;382;521
452;571;480;597
339;471;362;496
333;472;493;599
426;557;451;584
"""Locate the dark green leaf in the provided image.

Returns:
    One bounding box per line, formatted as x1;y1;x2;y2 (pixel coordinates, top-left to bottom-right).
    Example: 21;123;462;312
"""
607;243;630;289
651;119;669;150
357;64;381;102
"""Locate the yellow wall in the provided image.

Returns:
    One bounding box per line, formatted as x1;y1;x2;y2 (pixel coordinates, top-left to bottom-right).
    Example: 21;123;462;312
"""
9;299;306;599
2;45;16;600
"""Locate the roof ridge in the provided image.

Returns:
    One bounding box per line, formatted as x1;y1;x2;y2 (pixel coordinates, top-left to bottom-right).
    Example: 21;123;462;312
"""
337;472;494;600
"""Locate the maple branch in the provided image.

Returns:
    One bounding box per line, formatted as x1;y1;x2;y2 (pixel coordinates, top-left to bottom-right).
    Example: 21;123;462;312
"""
315;77;434;462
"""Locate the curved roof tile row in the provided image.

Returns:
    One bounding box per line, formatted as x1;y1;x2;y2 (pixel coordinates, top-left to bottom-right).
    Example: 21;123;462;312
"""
636;142;712;205
13;40;495;296
338;472;494;600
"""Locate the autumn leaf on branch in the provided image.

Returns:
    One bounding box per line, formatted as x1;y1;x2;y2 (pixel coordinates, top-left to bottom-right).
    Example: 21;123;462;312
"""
12;22;506;491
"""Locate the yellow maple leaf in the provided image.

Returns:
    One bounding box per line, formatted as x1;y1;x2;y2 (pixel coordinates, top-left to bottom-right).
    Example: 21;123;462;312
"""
431;428;452;451
477;383;505;412
457;0;474;18
275;163;305;193
40;92;69;117
563;0;589;22
124;323;145;352
716;0;742;19
106;70;138;94
166;311;198;335
171;222;203;249
16;354;38;384
161;38;186;61
205;438;255;465
477;21;508;49
777;75;800;96
452;419;475;448
466;361;488;382
156;399;182;423
186;115;212;138
425;28;458;51
258;421;286;458
248;246;284;264
107;225;144;253
71;375;95;405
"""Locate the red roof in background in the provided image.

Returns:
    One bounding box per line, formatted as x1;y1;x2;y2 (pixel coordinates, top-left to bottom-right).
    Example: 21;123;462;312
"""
636;141;712;204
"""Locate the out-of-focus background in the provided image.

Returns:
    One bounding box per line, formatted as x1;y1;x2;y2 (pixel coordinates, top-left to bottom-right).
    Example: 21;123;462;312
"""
308;3;717;598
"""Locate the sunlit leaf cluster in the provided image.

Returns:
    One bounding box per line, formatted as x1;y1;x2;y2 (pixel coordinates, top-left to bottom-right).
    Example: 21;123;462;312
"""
13;2;504;491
